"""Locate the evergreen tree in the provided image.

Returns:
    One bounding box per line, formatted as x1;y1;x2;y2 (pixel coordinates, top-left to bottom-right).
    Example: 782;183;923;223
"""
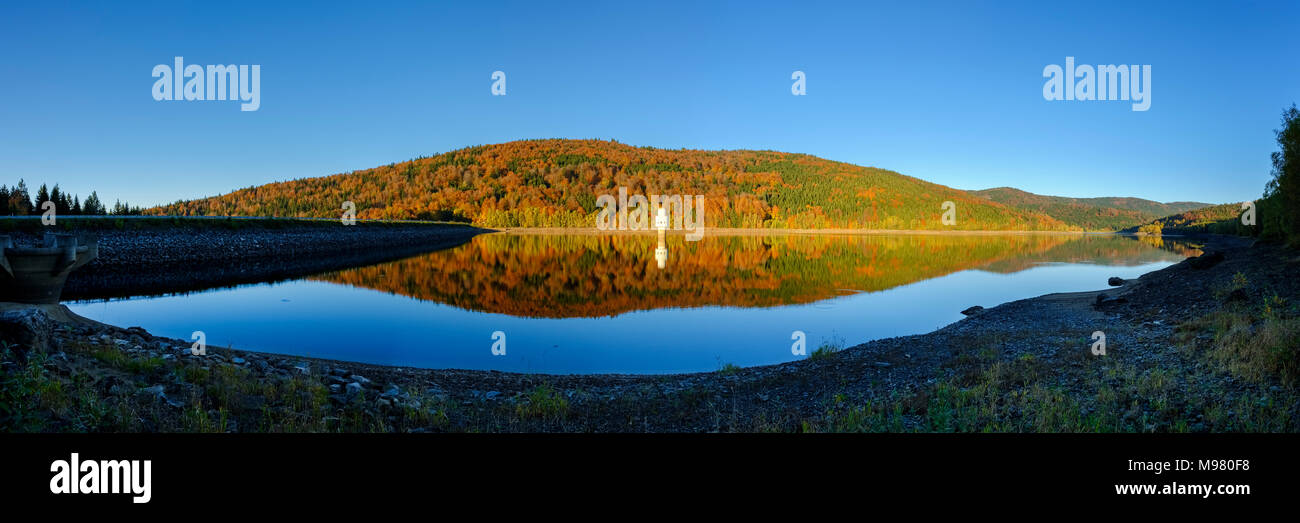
1263;105;1300;243
51;185;70;215
35;184;50;211
84;191;103;215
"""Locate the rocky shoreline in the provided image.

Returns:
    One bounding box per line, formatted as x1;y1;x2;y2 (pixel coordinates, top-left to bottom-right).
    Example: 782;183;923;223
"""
2;234;1297;432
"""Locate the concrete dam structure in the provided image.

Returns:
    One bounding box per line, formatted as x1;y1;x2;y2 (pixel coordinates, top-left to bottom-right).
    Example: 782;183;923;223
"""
0;233;98;304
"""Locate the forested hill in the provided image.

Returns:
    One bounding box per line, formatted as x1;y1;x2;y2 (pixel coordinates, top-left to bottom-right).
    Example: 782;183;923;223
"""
1127;202;1248;235
970;187;1212;231
148;139;1074;230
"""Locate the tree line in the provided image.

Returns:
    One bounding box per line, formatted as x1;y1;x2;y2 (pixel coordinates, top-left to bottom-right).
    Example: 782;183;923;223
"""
0;179;143;216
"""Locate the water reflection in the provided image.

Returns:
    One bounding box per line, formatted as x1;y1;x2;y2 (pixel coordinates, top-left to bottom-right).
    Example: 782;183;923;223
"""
311;232;1200;318
68;233;1200;373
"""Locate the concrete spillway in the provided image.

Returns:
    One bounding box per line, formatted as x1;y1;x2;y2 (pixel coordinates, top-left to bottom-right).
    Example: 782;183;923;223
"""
0;233;98;304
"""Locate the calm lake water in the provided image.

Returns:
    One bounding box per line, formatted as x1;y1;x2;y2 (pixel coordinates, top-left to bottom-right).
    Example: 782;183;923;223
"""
67;233;1200;374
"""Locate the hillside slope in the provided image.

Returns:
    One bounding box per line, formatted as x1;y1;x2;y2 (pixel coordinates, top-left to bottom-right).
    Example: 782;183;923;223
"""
971;187;1211;231
149;139;1071;231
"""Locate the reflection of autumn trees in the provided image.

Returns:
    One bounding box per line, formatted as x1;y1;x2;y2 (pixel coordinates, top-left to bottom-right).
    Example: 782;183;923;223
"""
976;235;1200;273
312;233;1193;318
149;139;1071;231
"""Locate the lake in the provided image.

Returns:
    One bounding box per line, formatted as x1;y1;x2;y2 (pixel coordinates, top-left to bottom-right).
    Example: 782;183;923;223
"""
66;232;1201;374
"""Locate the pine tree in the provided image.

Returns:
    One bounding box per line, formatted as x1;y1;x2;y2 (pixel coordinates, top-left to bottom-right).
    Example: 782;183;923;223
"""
84;191;103;215
51;185;70;215
35;184;50;211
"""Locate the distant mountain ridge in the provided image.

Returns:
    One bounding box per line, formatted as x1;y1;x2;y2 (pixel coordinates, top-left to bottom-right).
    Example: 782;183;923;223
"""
970;187;1213;231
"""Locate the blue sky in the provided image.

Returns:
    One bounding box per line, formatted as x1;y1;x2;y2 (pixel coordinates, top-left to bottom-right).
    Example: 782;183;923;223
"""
1;0;1297;207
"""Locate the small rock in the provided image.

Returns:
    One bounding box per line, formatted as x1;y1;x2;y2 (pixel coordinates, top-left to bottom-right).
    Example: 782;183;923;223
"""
231;357;246;365
960;306;984;316
346;382;363;395
138;385;183;408
425;388;449;402
1107;277;1125;286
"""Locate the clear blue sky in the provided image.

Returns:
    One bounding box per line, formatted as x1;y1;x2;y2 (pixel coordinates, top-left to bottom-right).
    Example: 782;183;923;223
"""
2;0;1297;207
